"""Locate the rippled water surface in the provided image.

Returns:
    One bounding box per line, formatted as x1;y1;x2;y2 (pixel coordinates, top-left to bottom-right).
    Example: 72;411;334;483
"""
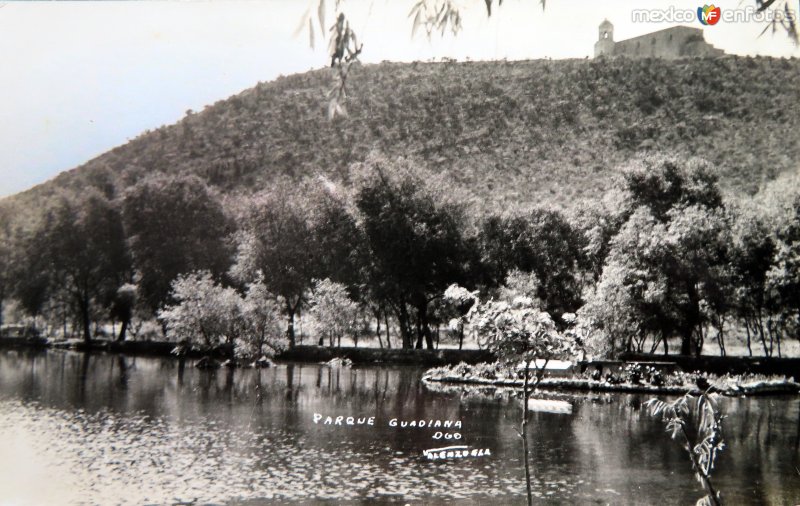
0;349;798;505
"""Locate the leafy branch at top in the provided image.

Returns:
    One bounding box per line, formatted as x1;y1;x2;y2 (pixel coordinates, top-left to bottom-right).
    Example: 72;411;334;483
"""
408;0;546;40
409;0;463;39
297;1;363;119
756;0;799;45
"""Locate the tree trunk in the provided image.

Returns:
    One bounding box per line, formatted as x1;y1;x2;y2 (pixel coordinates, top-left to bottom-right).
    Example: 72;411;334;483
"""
421;305;434;350
695;325;704;357
744;320;753;357
375;310;384;349
285;301;297;348
522;358;533;506
680;330;692;356
385;312;392;349
414;313;423;350
79;294;91;345
413;303;434;350
756;312;769;357
117;318;129;342
767;320;775;357
424;325;434;350
398;304;412;349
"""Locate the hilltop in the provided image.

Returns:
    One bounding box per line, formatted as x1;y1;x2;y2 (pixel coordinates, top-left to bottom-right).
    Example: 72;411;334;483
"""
3;56;800;220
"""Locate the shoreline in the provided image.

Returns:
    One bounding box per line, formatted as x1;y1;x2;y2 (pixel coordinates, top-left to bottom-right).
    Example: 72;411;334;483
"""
421;373;800;397
2;337;800;385
0;337;494;366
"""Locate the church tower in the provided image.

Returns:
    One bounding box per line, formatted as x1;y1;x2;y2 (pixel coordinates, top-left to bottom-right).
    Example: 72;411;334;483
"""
594;19;615;57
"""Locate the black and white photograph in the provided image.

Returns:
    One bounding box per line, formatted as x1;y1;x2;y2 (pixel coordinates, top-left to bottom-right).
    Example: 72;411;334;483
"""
1;0;799;504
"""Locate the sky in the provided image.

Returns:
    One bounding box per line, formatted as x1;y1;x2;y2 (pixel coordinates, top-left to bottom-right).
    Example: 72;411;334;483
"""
0;0;798;198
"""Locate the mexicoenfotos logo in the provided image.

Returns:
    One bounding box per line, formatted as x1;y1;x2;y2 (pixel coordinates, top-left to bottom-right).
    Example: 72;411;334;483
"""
697;4;721;25
632;4;795;23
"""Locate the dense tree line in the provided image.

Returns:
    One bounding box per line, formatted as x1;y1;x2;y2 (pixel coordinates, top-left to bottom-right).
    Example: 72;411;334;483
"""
2;153;799;357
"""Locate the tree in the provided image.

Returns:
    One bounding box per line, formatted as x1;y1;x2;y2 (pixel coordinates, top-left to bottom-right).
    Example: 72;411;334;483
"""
479;209;586;323
158;271;243;351
664;205;731;356
239;276;286;358
730;209;778;356
122;175;232;313
442;284;479;350
622;155;723;223
110;283;138;342
307;278;359;347
231;185;316;347
767;194;800;353
584;156;731;357
306;179;366;296
459;292;575;506
10;225;53;327
24;192;131;343
586;202;730;357
354;158;474;349
568;192;627;283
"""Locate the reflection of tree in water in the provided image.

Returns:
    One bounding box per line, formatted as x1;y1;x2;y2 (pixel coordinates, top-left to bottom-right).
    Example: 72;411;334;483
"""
717;396;800;504
223;367;235;404
285;364;295;401
177;357;185;388
116;355;129;389
77;351;90;405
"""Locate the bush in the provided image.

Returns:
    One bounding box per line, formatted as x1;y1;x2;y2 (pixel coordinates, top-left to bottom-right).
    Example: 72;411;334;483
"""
158;271;244;349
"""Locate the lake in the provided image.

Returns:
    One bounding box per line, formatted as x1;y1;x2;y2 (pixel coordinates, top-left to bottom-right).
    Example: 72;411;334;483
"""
0;349;797;505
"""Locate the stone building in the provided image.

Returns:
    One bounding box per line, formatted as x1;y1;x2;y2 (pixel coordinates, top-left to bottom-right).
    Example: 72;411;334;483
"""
594;20;724;59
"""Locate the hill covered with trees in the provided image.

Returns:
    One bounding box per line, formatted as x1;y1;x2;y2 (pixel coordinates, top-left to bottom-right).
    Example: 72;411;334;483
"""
2;56;800;360
3;55;800;220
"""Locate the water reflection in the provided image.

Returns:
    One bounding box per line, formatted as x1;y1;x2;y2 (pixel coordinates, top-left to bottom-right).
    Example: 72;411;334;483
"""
0;350;797;505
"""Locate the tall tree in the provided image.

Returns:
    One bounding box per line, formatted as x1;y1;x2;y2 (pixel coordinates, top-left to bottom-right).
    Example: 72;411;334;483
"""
10;224;52;322
479;209;587;322
231;184;316;348
585;156;730;356
306;179;366;296
122;175;232;313
730;210;778;356
768;194;800;352
354;159;474;349
33;193;131;343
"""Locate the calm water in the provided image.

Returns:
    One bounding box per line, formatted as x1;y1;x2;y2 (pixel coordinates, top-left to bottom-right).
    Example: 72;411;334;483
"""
0;350;798;505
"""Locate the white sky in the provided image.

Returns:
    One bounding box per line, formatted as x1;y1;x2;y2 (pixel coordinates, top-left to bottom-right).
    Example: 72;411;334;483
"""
0;0;797;197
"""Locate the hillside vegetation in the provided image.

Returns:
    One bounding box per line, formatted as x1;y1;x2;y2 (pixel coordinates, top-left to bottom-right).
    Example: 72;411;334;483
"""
3;56;800;218
3;56;800;359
